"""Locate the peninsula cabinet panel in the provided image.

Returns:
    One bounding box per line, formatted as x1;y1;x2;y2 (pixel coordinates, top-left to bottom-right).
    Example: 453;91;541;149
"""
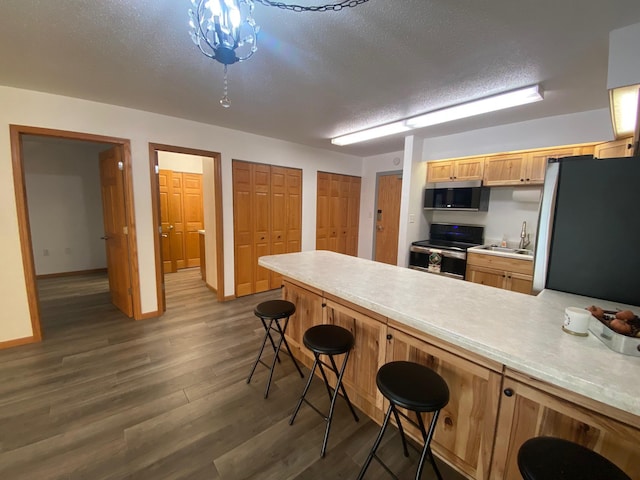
282;279;323;368
316;172;361;256
491;371;640;480
385;327;501;480
232;161;302;296
324;298;386;422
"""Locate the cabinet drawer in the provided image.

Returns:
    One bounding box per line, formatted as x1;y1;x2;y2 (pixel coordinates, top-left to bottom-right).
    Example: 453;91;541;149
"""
466;253;533;275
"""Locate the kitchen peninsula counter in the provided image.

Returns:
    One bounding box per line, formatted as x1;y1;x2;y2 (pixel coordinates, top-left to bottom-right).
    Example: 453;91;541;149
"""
259;250;640;479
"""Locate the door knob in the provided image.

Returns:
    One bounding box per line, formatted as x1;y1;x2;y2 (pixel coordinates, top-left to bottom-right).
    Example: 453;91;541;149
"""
169;225;174;230
161;233;168;238
377;225;383;231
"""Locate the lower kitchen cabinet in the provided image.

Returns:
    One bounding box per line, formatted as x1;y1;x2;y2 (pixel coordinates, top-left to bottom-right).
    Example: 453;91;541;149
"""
385;324;502;480
491;370;640;479
466;253;533;294
282;279;324;367
324;296;387;421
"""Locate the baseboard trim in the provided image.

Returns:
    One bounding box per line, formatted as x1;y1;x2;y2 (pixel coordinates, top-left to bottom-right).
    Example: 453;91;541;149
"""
137;311;160;320
205;283;218;294
36;268;108;279
0;335;38;350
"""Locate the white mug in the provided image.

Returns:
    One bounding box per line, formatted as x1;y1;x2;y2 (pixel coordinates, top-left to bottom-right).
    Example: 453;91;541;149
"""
563;307;592;337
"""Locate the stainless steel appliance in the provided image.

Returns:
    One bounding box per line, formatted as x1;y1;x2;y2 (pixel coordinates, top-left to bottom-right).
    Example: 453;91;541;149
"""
534;155;639;305
409;223;484;279
424;180;490;211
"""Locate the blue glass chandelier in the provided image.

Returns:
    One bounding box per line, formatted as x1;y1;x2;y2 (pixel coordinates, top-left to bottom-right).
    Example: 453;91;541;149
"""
188;0;370;108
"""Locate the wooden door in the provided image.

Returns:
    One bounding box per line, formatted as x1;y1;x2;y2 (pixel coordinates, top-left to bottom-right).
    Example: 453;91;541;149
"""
346;176;360;256
285;168;302;254
270;167;287;289
316;172;330;250
99;146;133;317
386;327;501;480
182;173;203;268
253;164;271;293
374;173;402;265
325;298;386;421
169;172;186;270
232;161;254;297
158;170;174;274
491;372;640;479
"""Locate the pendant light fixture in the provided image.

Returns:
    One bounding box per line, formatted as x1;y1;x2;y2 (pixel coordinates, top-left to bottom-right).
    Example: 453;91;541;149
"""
189;0;370;108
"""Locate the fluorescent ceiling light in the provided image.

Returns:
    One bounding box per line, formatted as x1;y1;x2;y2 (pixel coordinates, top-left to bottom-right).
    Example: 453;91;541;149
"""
610;84;639;137
406;85;543;128
331;121;411;146
330;85;543;146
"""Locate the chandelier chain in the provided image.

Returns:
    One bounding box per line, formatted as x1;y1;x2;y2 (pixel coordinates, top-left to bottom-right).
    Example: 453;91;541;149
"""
254;0;370;12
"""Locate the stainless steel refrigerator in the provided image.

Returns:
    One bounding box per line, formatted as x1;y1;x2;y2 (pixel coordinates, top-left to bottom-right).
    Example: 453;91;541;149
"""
533;155;640;306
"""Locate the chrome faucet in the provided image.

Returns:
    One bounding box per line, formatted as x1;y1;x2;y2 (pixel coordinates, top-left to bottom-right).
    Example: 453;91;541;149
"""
519;221;530;250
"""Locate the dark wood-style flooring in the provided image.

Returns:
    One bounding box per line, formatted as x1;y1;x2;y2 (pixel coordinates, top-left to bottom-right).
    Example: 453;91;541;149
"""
0;269;465;479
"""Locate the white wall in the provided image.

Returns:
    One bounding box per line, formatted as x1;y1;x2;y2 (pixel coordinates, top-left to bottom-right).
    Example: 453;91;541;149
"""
202;156;217;290
157;151;205;173
23;140;107;275
0;85;362;343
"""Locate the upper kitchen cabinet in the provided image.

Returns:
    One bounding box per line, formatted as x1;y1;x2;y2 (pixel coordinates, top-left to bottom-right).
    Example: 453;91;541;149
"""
527;146;595;184
594;136;635;158
426;157;485;183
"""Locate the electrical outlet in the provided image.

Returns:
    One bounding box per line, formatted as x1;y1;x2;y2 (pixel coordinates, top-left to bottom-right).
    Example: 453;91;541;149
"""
409;214;416;224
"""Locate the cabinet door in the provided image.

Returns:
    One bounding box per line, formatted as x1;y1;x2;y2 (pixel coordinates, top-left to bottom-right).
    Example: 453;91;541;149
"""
466;265;507;289
506;272;533;294
282;280;324;367
454;157;485;181
491;374;640;479
594;137;635;158
386;328;501;480
427;161;454;182
325;299;386;420
525;152;549;184
483;154;528;186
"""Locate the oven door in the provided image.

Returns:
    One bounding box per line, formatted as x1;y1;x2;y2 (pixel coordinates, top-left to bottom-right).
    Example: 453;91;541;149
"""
409;246;467;279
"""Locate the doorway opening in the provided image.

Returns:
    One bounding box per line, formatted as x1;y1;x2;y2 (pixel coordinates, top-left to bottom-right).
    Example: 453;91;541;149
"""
148;144;225;312
10;125;142;342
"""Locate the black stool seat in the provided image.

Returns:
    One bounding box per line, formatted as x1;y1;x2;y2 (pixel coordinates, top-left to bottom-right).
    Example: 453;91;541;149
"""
518;436;631;480
290;324;359;457
247;299;304;399
303;324;354;355
377;361;449;412
357;361;450;480
254;299;296;319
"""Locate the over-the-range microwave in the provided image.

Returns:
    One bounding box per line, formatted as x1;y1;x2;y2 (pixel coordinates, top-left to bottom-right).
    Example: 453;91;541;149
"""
424;180;489;211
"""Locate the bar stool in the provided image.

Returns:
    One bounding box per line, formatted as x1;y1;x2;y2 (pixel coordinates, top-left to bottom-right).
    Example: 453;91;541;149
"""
518;436;631;480
357;361;450;480
246;299;304;398
289;324;360;457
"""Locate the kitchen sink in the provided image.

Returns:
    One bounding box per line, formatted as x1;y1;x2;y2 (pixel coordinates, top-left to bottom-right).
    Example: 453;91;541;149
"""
469;245;534;257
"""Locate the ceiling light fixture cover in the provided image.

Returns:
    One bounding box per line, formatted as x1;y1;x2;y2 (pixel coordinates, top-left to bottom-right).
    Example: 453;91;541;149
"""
609;84;640;137
331;84;543;146
188;0;370;108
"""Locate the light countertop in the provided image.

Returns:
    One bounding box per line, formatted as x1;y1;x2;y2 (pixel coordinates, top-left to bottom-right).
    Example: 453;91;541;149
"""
259;250;640;417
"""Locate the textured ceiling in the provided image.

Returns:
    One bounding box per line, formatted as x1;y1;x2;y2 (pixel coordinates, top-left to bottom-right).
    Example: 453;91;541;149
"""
1;1;640;157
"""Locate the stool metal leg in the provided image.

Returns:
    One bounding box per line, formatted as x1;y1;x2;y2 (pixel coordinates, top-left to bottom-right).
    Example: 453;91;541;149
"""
328;354;359;423
356;403;394;480
392;405;410;457
415;410;443;480
247;318;277;386
289;354;319;425
275;317;304;379
320;349;358;457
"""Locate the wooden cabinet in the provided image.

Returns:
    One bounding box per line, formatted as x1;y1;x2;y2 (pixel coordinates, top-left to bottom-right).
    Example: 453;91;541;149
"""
426;157;485;183
594;136;635;158
232;160;302;297
491;370;640;479
324;296;387;421
316;172;361;256
466;252;533;294
484;146;595;186
385;325;502;480
282;279;324;367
